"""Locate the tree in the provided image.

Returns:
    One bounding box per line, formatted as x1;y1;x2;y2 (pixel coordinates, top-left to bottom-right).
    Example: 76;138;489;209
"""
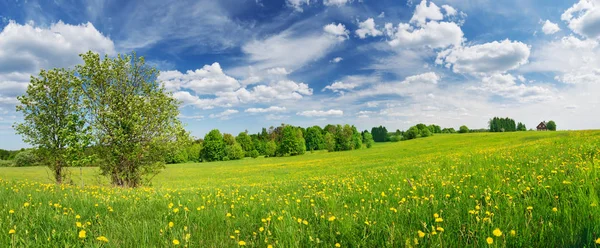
517;122;527;131
405;126;419;140
264;140;277;157
77;52;183;187
202;129;225;162
371;126;388;142
277;125;305;156
186;142;202;162
547;120;557;131
236;132;254;156
305;126;325;151
223;133;236;146
351;126;362;150
335;125;354;151
225;143;245;160
459;125;469;133
324;132;335;152
14;68;91;183
362;131;375;148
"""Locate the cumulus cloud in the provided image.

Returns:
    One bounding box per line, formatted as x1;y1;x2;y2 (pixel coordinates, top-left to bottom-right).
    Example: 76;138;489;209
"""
209;109;239;120
525;36;600;84
322;81;358;93
542;20;561;35
159;62;240;94
436;39;531;75
323;0;351;6
356;18;383;39
324;23;350;40
297;109;344;117
387;21;463;48
266;67;291;75
471;74;554;103
561;0;600;39
442;5;457;16
245;106;287;113
410;0;444;26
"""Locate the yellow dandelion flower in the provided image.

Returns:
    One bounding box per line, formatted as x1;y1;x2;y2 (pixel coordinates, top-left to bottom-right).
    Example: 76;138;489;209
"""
24;202;30;207
418;231;425;238
328;216;336;222
596;238;600;244
227;213;232;217
173;208;179;213
9;229;16;235
230;236;235;239
259;227;265;232
96;236;109;243
9;210;14;214
76;215;81;219
527;206;533;211
173;239;180;245
435;218;443;223
235;230;240;234
552;207;558;212
510;230;516;236
267;245;273;248
436;227;444;232
335;243;341;247
238;240;246;246
169;222;174;228
433;213;439;218
486;237;493;245
493;228;502;237
302;220;308;225
79;230;86;239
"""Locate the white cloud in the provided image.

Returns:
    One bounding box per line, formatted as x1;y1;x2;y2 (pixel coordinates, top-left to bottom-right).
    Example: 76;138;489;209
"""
442;5;457;16
297;109;344;117
287;0;312;12
471;74;554;103
541;20;561;35
242;27;346;71
266;67;291;75
209;109;239;120
561;0;600;39
330;57;343;63
525;35;600;84
324;23;350;41
410;0;444;26
323;0;351;6
159;62;240;94
245;106;287;113
322;81;358;92
436;39;530;75
356;18;383;39
387;21;463;48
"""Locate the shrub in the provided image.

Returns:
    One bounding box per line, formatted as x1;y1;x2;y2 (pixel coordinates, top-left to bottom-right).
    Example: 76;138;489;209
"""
459;125;469;133
14;150;39;167
225;143;245;160
405;126;419;140
0;160;14;167
265;141;277;157
389;135;402;142
249;150;260;158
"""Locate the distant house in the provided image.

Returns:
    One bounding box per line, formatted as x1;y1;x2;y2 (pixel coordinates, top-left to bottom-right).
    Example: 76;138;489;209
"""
537;121;547;131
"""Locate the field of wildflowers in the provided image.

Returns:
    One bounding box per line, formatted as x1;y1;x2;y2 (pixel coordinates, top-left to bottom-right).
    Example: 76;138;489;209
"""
1;131;600;247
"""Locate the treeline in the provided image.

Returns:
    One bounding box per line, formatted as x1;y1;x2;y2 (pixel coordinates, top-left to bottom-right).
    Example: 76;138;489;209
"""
0;149;40;167
489;117;527;132
370;123;469;143
165;124;375;163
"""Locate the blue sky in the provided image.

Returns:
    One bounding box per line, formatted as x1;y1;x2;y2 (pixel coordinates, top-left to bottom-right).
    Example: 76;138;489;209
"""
1;0;600;150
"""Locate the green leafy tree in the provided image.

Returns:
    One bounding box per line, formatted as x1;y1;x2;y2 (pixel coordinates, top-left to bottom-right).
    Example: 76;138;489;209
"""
277;125;305;156
236;132;254;156
405;126;419;140
517;122;527;131
264;140;277;157
14;68;91;183
186;142;202;162
335;125;354;151
547;120;557;131
351;126;362;149
76;51;183;187
202;129;225;162
305;126;325;151
362;131;375;148
225;143;245;160
459;125;470;133
324;132;335;152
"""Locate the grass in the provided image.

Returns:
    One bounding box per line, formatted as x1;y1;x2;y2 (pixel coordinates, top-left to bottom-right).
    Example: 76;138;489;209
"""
1;130;600;247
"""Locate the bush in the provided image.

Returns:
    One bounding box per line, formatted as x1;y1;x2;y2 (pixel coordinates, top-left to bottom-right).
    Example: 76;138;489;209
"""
14;150;39;167
547;120;557;131
265;141;277;157
249;150;260;158
389;135;402;142
459;125;469;133
225;143;245;160
405;126;419;140
0;160;14;167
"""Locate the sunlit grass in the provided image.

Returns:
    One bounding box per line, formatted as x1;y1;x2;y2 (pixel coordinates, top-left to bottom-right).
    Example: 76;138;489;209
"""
1;131;599;247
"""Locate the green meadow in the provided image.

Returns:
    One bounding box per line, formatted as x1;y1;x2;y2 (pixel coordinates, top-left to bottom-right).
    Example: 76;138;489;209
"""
2;131;600;247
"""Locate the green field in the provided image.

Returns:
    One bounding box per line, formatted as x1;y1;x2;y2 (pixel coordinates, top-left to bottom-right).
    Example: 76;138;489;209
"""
2;131;600;247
